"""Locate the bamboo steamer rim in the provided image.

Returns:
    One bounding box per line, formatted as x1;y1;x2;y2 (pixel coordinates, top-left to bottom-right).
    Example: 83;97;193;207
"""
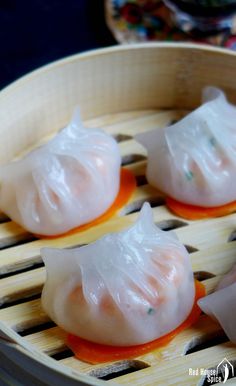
0;43;236;385
1;42;236;100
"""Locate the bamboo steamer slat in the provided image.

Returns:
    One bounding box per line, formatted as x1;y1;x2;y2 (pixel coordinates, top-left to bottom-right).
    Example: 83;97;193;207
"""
0;43;235;385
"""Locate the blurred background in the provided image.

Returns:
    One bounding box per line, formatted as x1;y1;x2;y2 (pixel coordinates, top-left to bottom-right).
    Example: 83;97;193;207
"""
0;0;116;90
1;0;236;90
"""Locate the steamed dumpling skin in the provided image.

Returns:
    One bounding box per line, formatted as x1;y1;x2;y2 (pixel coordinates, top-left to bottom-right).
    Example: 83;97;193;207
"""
136;87;236;207
41;203;195;346
198;265;236;343
0;111;121;235
217;264;236;290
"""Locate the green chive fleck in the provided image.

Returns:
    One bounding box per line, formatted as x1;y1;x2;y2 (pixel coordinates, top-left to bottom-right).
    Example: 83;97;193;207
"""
185;171;194;181
147;307;155;315
209;137;217;147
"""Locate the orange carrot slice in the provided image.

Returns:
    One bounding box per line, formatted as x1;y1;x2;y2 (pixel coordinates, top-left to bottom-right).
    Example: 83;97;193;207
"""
38;168;136;239
166;197;236;220
66;280;205;364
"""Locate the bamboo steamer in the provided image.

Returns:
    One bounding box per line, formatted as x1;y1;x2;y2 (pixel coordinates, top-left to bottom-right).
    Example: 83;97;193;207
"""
0;43;235;386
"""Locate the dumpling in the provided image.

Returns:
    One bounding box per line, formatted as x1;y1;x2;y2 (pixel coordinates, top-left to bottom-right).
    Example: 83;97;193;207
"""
0;110;121;235
198;265;236;343
217;264;236;290
41;202;195;346
136;87;236;207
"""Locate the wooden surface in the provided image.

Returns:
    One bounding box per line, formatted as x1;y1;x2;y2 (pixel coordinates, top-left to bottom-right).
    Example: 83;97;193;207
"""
1;43;236;164
0;108;235;386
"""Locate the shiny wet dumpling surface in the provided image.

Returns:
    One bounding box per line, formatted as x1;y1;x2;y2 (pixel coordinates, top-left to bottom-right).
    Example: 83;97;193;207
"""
0;111;121;235
136;87;236;207
41;203;195;346
198;264;236;343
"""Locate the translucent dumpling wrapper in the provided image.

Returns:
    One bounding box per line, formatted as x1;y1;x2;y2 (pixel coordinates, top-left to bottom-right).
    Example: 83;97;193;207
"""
0;111;121;235
217;264;236;290
41;203;195;346
198;264;236;343
136;87;236;207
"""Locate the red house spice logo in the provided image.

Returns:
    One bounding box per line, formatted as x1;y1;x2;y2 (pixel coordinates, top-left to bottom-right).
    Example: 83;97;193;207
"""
189;357;234;384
